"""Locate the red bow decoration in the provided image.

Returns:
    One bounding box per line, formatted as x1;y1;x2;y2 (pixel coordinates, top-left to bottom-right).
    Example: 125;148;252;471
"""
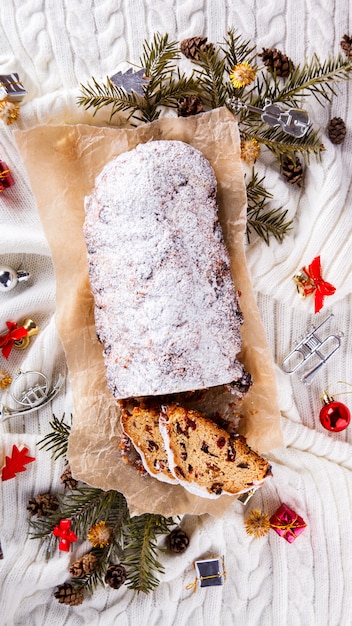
53;519;78;552
0;321;28;359
296;256;336;313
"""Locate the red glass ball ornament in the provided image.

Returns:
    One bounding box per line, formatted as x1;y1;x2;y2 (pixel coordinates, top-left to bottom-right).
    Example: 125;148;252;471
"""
319;397;351;432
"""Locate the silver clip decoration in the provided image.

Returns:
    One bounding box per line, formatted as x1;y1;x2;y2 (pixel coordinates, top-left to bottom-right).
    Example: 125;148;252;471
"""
0;369;65;420
281;314;343;384
227;97;310;138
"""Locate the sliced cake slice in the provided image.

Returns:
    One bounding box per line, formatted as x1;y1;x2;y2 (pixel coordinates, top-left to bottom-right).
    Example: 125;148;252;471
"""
159;404;271;499
120;405;179;484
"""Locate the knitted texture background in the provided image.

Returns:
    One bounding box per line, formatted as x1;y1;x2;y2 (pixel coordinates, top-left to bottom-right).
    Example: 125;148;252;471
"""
0;1;352;625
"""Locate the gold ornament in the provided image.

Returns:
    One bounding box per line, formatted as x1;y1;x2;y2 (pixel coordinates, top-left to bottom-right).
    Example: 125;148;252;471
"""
87;521;113;548
229;62;256;89
244;508;271;538
0;98;20;125
240;138;260;165
14;318;39;350
0;369;12;389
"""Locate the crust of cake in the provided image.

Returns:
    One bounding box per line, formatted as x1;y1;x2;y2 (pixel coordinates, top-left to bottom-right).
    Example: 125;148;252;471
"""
120;405;178;484
83;139;245;399
159;404;271;499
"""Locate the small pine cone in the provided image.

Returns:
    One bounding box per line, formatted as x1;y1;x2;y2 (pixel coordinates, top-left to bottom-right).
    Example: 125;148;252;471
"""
60;465;78;489
327;117;347;144
177;95;203;117
340;34;352;60
54;583;84;606
180;36;214;61
69;552;98;578
104;564;127;589
259;47;294;78
281;156;304;186
26;493;59;517
166;527;190;553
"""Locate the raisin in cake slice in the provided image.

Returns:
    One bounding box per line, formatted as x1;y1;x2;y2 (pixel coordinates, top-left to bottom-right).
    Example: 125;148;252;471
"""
83;139;245;400
120;405;178;484
159;404;271;499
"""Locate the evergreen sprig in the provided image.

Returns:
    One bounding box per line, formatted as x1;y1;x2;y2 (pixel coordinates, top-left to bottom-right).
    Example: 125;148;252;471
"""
266;54;352;106
37;413;71;460
122;513;175;593
246;169;292;244
78;32;199;124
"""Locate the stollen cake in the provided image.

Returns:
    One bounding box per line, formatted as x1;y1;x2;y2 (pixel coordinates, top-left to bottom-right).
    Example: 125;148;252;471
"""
83;139;246;399
159;404;271;498
120;404;178;484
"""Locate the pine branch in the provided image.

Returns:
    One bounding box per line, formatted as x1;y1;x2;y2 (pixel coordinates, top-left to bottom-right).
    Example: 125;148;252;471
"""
122;513;174;593
246;169;293;244
37;413;71;460
263;54;352;106
241;124;324;163
77;76;142;122
221;28;257;71
192;47;228;108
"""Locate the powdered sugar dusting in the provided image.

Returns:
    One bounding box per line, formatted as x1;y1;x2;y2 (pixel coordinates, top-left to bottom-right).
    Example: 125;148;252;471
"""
84;140;244;399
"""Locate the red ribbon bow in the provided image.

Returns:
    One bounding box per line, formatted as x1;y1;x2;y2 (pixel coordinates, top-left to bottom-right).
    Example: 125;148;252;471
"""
53;519;78;552
0;321;28;359
302;256;336;313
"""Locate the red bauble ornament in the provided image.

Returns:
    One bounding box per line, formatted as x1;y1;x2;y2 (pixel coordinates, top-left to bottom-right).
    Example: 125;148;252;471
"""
319;392;351;432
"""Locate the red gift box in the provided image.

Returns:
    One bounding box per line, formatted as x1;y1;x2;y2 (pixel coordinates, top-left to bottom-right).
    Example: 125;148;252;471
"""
269;503;307;543
0;160;15;191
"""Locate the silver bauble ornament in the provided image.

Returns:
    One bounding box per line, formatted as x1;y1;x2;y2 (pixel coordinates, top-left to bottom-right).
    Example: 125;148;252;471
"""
0;265;30;292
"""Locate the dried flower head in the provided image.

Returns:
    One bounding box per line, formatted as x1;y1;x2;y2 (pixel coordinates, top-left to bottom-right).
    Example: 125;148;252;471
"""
0;99;19;125
229;62;256;89
87;521;113;548
240;138;260;165
244;508;271;538
0;369;12;389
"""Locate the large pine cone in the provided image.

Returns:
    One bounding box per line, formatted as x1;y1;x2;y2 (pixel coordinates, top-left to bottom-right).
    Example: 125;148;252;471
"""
166;527;190;553
340;34;352;60
26;493;59;517
177;95;203;117
54;583;84;606
180;36;213;61
60;465;78;489
327;117;347;144
281;155;304;185
104;564;127;589
259;48;294;77
69;552;98;578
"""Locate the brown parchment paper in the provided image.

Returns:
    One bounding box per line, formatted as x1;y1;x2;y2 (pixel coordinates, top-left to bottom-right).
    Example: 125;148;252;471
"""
15;107;283;517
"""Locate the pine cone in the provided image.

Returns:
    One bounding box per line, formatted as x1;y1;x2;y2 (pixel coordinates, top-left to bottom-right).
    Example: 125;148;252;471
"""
180;36;213;61
26;493;59;517
259;48;294;77
340;34;352;60
60;465;78;489
54;583;84;606
281;156;304;185
327;116;347;144
69;552;98;578
104;564;127;589
166;527;190;553
177;95;203;117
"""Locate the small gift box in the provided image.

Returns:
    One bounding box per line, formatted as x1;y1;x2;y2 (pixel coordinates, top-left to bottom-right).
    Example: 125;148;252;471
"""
269;503;307;543
0;160;15;190
0;73;26;102
193;557;225;588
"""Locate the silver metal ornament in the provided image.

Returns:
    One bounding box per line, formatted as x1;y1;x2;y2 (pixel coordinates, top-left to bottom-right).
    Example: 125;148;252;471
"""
0;369;65;420
0;265;30;292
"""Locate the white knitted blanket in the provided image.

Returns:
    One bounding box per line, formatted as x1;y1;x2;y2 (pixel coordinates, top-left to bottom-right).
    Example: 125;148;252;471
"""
1;2;352;625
